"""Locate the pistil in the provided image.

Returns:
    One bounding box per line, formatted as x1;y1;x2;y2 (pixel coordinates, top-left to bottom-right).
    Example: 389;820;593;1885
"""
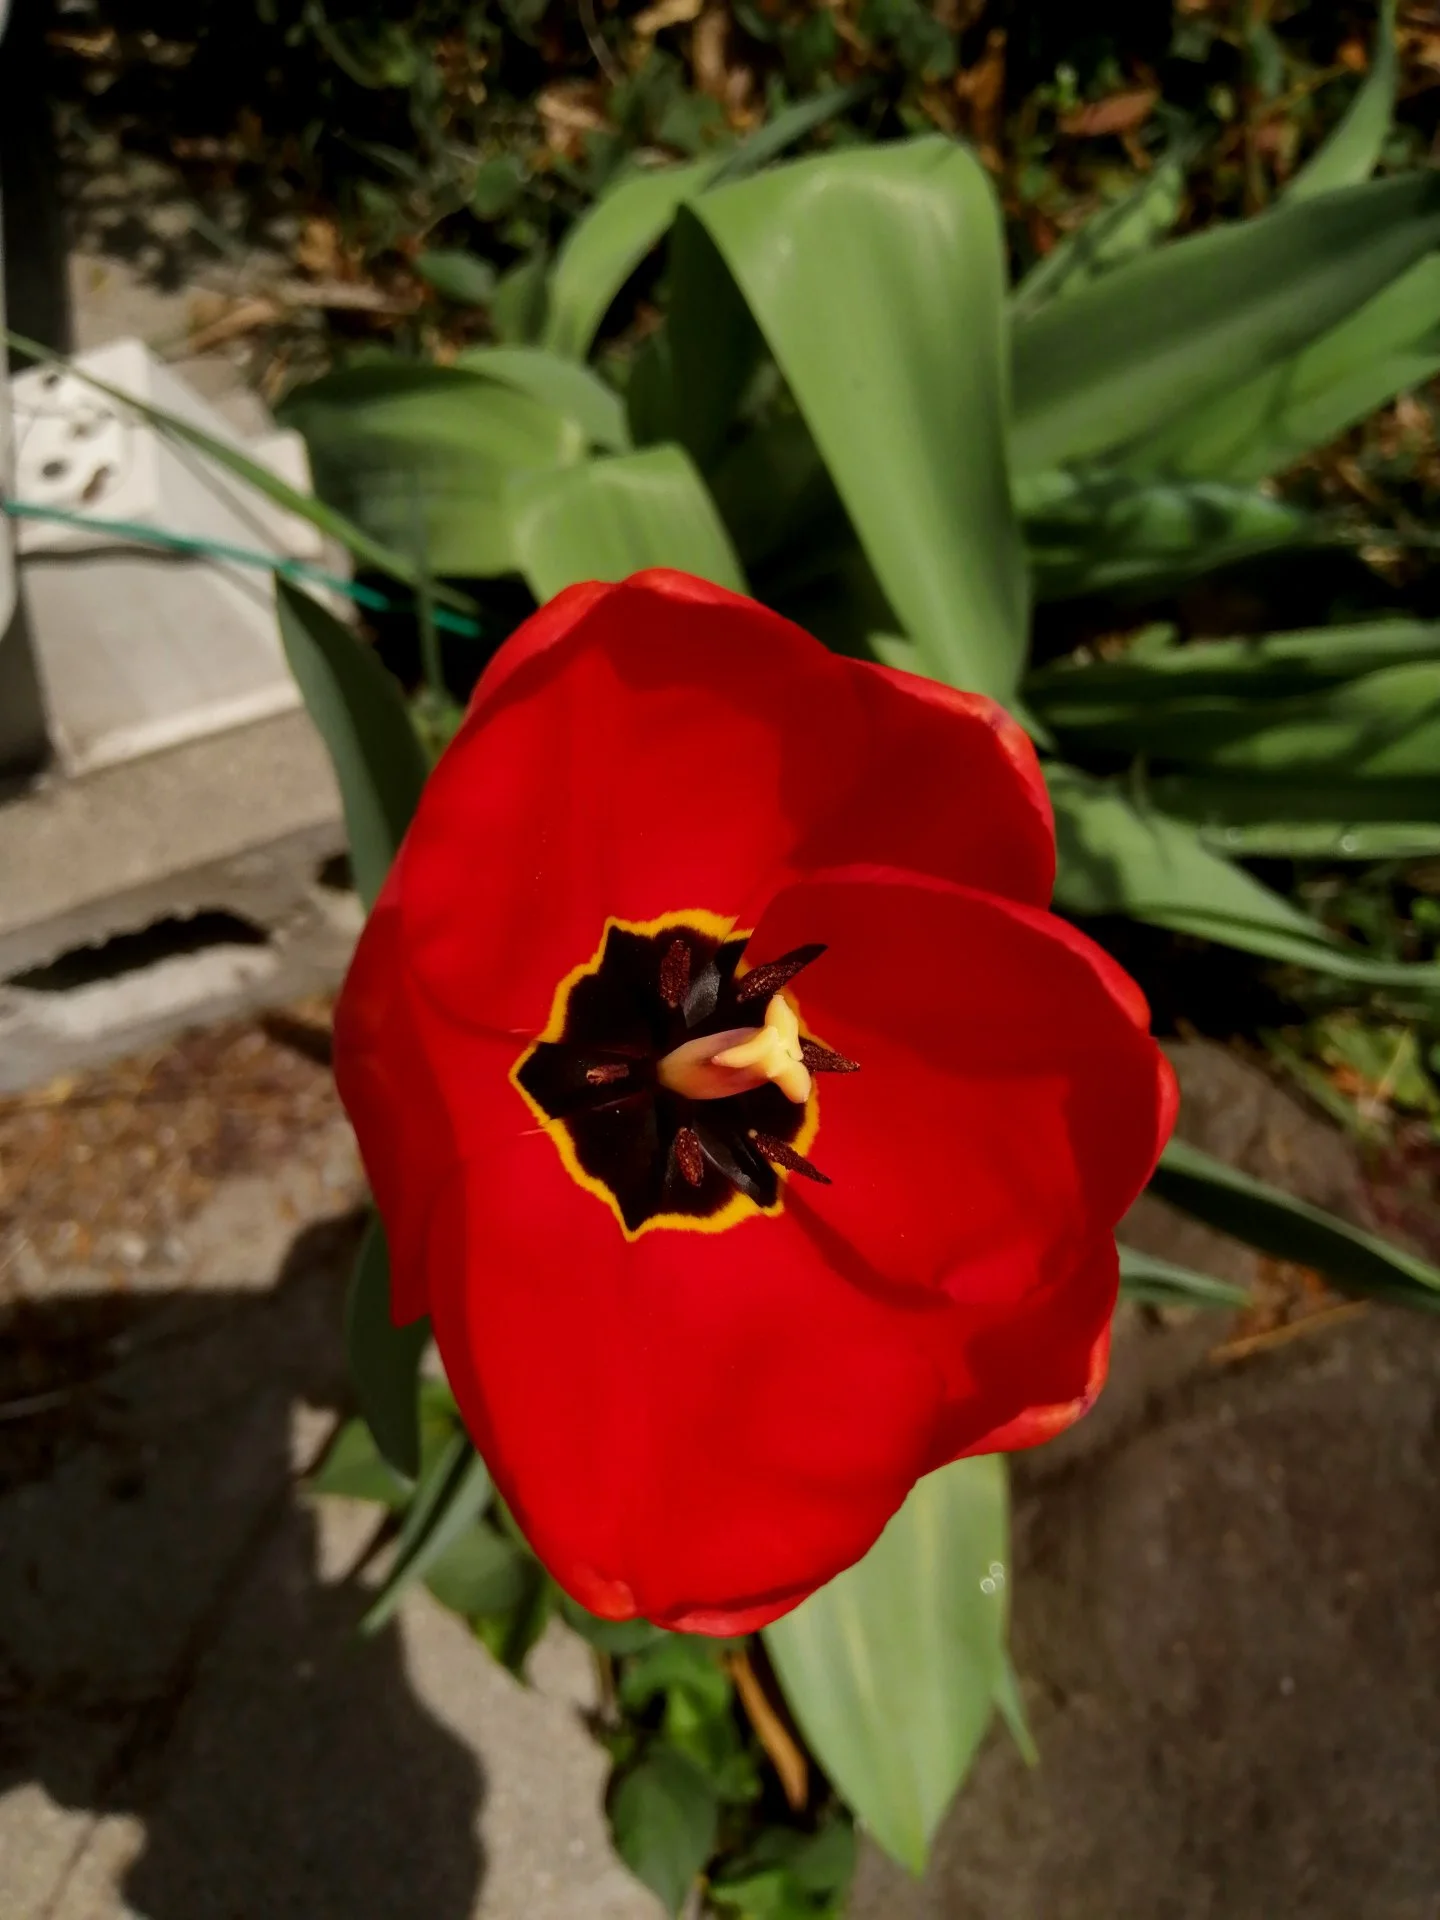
656;993;813;1104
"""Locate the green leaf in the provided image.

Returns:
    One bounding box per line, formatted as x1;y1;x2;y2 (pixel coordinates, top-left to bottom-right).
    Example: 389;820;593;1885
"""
1011;169;1440;475
1011;137;1194;319
423;1521;532;1619
1285;0;1398;202
688;137;1026;700
1150;1137;1440;1310
275;583;427;910
544;157;717;360
5;328;474;610
491;246;552;345
341;1217;431;1478
361;1434;494;1633
282;363;585;577
471;153;526;219
711;1821;857;1919
1047;763;1440;991
505;444;747;600
453;344;631;450
764;1453;1008;1874
1125;254;1440;482
610;1746;720;1916
1151;775;1440;861
1118;1244;1252;1309
619;1638;732;1717
414;249;497;306
990;1651;1038;1768
309;1416;412;1508
556;1592;667;1655
1018;465;1319;601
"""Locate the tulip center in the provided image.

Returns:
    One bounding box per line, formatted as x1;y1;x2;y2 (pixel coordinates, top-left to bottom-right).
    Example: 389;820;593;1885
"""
510;913;857;1240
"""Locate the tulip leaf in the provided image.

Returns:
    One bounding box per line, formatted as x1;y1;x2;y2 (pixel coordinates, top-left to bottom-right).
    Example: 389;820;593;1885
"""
544;158;718;361
1150;1138;1440;1311
453;344;631;451
275;581;427;910
685;137;1027;702
1011;169;1440;474
1047;762;1440;993
1124;253;1440;483
763;1453;1008;1874
1150;775;1440;862
1117;1244;1252;1310
505;444;747;600
361;1432;494;1633
1018;465;1320;601
1011;136;1194;320
5;327;474;610
342;1215;432;1478
281;362;586;576
707;80;875;186
609;1745;721;1917
1284;0;1397;203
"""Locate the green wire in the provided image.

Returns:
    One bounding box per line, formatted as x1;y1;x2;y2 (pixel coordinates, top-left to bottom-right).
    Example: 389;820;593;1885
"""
0;498;485;639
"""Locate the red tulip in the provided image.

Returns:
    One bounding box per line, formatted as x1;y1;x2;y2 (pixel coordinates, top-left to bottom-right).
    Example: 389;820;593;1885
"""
334;570;1176;1634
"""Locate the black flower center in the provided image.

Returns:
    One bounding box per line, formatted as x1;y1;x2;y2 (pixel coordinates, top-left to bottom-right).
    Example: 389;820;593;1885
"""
511;913;856;1238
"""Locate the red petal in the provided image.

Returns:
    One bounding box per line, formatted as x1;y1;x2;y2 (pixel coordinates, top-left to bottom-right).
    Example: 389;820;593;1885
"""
423;1136;946;1632
751;868;1173;1301
403;574;1055;1038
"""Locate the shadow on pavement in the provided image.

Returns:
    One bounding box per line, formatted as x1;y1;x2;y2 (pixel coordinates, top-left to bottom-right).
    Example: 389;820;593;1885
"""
0;1209;487;1920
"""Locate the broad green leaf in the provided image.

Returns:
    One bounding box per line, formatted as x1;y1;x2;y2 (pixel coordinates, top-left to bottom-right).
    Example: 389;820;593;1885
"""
556;1591;666;1656
1027;617;1440;706
764;1454;1008;1874
361;1435;494;1632
625;327;678;447
1018;465;1318;601
690;137;1027;701
505;444;746;600
414;248;497;305
1011;138;1194;319
711;1821;857;1919
282;363;585;577
610;1746;721;1916
667;209;768;472
341;1216;431;1478
1151;1137;1440;1310
423;1521;532;1619
1152;774;1440;861
491;245;551;344
1118;1244;1251;1309
1126;254;1440;482
991;1651;1038;1768
1285;0;1398;202
1039;659;1440;778
275;582;427;909
453;344;630;450
619;1638;731;1717
471;153;526;219
1047;763;1440;990
5;329;474;611
308;1416;412;1508
544;158;717;360
1011;169;1440;474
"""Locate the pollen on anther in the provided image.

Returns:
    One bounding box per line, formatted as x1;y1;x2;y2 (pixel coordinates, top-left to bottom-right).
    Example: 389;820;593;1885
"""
734;943;826;1006
658;936;691;1009
585;1062;630;1086
674;1126;705;1187
752;1131;831;1185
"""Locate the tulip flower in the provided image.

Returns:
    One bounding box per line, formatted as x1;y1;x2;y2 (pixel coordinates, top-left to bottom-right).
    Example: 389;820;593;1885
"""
335;570;1176;1633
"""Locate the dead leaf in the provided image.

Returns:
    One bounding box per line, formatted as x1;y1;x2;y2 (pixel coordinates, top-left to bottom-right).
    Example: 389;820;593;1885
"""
187;295;283;355
1061;87;1158;138
954;28;1006;162
726;1648;808;1811
693;6;730;99
537;80;611;160
632;0;704;35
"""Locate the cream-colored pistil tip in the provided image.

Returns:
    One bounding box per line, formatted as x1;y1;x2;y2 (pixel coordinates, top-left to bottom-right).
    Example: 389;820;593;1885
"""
656;993;813;1104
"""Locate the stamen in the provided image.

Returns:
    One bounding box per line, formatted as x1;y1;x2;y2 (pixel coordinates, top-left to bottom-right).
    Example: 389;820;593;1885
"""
674;1126;705;1188
734;943;826;1006
752;1132;831;1185
658;936;691;1009
800;1038;860;1075
585;1061;631;1086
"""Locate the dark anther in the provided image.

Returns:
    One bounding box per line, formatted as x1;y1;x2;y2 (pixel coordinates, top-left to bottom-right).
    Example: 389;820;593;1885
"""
800;1038;860;1075
734;943;827;1006
585;1061;631;1086
659;936;692;1009
674;1126;705;1188
752;1132;831;1185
